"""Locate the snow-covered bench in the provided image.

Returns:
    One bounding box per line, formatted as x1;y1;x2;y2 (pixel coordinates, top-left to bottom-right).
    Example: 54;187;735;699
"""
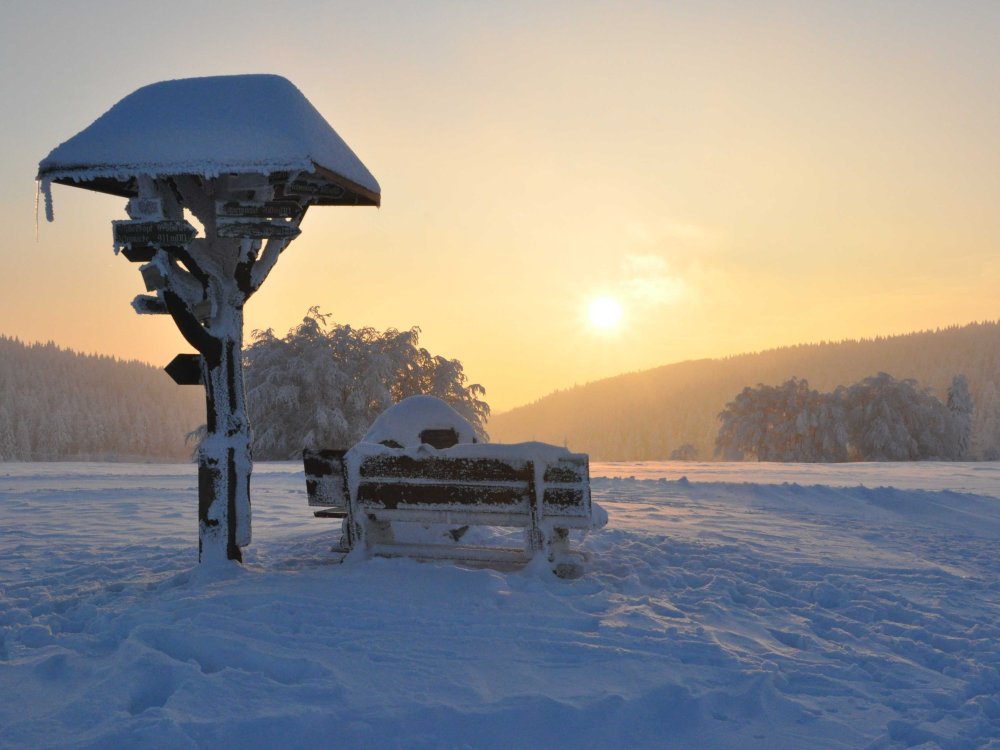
302;395;605;576
304;441;604;576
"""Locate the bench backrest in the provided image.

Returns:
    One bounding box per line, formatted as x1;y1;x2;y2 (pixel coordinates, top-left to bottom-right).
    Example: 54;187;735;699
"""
304;447;591;522
354;451;591;521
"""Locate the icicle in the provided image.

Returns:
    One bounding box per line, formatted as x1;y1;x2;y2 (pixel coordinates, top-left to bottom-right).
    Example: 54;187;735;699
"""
34;180;40;242
41;178;54;222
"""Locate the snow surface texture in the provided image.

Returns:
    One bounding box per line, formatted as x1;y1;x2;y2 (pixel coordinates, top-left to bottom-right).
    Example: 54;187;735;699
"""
2;462;1000;749
37;74;380;218
362;395;477;448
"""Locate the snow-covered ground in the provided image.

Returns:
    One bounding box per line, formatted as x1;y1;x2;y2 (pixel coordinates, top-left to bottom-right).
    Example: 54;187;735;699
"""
2;461;999;749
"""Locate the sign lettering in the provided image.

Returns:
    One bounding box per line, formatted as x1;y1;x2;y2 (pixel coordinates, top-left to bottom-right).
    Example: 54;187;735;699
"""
287;180;346;199
216;200;301;219
216;221;301;240
113;220;197;247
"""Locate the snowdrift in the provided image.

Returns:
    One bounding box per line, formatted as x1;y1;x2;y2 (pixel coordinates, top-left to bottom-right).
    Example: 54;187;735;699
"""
2;462;999;748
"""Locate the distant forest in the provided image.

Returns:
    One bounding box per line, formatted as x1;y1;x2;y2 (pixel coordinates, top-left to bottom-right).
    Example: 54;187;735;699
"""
5;321;1000;463
488;321;1000;462
0;336;202;461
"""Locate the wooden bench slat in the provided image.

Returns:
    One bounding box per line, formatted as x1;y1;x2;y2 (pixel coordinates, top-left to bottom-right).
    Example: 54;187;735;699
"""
542;488;588;511
542;462;587;483
360;455;531;482
369;542;531;565
313;507;347;518
357;482;529;510
365;508;544;526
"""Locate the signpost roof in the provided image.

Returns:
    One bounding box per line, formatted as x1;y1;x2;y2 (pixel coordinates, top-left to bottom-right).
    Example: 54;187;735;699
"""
37;74;380;207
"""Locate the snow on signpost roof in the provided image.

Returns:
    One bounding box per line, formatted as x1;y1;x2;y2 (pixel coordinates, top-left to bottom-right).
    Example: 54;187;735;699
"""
37;74;380;214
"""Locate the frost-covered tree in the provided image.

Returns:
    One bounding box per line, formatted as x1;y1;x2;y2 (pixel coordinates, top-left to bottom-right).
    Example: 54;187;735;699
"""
715;378;843;461
0;336;202;461
972;381;1000;460
669;443;699;460
245;308;489;459
717;372;970;462
841;373;954;461
946;374;974;460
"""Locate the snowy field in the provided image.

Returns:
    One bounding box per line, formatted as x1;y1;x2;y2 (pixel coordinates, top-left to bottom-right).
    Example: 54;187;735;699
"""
2;461;1000;749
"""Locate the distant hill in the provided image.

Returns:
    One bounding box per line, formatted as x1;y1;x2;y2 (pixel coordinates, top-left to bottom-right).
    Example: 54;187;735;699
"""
488;321;1000;461
0;336;202;461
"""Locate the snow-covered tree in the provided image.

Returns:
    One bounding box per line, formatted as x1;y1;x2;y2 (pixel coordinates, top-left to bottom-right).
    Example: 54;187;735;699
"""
717;372;968;462
715;378;841;461
841;373;955;461
244;308;489;459
946;374;974;460
0;336;202;461
669;443;698;460
972;382;1000;460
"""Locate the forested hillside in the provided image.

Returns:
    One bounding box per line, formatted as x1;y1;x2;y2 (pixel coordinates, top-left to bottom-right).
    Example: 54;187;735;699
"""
0;336;202;461
488;321;1000;461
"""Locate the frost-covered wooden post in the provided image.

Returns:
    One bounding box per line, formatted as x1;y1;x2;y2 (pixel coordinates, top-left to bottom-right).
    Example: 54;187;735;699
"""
37;75;380;563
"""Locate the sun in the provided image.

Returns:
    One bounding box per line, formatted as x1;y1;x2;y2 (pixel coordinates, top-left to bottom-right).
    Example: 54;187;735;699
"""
588;296;623;331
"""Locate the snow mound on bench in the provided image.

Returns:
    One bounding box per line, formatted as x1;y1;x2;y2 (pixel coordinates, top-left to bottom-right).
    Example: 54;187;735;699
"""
362;396;477;448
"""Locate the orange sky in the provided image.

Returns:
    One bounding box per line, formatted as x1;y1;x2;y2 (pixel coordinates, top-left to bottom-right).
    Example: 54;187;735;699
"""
3;2;999;412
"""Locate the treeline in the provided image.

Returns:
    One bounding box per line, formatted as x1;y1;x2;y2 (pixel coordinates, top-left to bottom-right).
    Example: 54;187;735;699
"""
0;309;490;463
0;336;202;461
488;321;1000;461
716;373;974;462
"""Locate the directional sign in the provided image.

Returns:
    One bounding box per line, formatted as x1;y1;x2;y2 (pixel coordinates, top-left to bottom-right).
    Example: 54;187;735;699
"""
165;354;204;386
216;200;301;219
127;197;163;221
286;179;345;200
113;220;197;247
139;264;166;292
132;294;167;315
216;221;301;240
121;245;156;263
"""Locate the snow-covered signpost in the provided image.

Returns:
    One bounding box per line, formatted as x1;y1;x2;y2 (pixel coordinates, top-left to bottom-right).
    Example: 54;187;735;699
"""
37;75;380;563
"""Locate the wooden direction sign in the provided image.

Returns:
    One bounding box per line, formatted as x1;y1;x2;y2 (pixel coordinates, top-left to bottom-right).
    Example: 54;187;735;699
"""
216;200;301;219
132;294;167;315
113;220;197;247
127;197;163;221
139;263;166;292
216;221;301;240
165;354;204;386
286;179;345;200
121;245;156;263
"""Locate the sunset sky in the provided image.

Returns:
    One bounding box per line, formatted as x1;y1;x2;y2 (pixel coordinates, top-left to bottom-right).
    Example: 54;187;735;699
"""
2;1;998;412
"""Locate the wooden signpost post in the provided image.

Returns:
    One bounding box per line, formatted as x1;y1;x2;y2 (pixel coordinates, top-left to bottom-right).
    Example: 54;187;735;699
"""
38;74;380;564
